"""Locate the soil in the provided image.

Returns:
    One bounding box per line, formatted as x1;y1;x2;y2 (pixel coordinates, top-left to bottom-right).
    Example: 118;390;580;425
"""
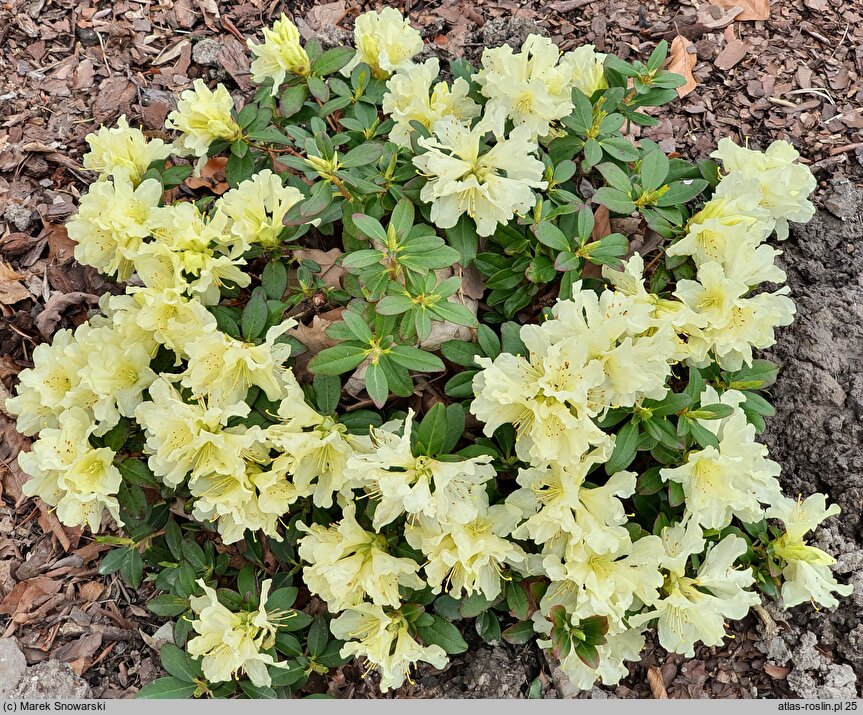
0;0;861;700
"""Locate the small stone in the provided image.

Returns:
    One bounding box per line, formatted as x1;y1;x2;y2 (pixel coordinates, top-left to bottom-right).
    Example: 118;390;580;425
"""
0;639;28;698
192;39;222;68
10;660;91;699
4;203;33;231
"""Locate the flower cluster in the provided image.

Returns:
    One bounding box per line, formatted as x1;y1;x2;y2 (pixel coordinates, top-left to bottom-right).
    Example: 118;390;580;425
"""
5;7;851;700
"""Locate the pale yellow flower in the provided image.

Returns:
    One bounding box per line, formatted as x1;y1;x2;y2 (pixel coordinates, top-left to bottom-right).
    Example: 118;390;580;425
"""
475;35;577;139
248;14;311;94
414;109;547;237
67;169;162;280
166;79;242;159
344;8;423;79
216;170;303;252
383;58;480;147
298;506;425;611
83;115;173;184
331;604;448;692
188;579;288;687
767;495;853;608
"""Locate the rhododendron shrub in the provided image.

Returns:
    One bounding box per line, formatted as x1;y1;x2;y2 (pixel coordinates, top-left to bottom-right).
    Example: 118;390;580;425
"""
6;9;848;700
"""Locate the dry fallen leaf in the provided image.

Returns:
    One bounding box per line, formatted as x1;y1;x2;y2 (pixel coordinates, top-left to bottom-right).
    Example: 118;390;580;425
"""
185;156;229;194
668;35;698;98
306;1;347;30
648;665;669;699
709;0;770;21
764;664;791;679
0;262;31;306
715;38;749;71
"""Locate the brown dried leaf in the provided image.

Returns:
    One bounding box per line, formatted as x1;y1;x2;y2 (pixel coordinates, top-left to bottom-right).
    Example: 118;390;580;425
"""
668;36;698;98
709;0;770;21
35;291;98;338
715;38;749;71
764;664;791;679
648;665;669;699
185;156;229;194
306;1;347;30
0;262;31;306
45;224;76;265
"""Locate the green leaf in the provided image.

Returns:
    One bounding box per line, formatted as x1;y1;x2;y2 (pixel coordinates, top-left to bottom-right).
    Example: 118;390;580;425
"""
554;250;582;272
574;641;600;670
341;249;383;270
428;300;478;327
120;548;143;588
584;232;628;265
240;681;277;699
593;187;635;215
136;677;196;699
416;403;448;456
655;179;708;207
500;321;527;356
147;594;190;617
724;360;779;390
306;75;329;102
506;581;530;620
445;215;479;265
390;199;415;239
226;150;255;188
417;615;469;655
444;370;477;399
597;162;633;194
160;644;203;683
281;84;309;117
376;295;414;315
275;634;303;657
266;587;299;612
476;325;500;358
161;164;192;188
640;149;670;192
605;420;639;475
476;611;501;643
570;89;594;132
269;660;305;686
668;480;686;508
340;143;384;168
242;288;269;341
502;620;536;645
365;361;388;408
352;213;387;243
247;126;292;145
262;260;288;301
313;374;341;415
440;339;482;367
689;403;735;420
389;345;445;372
534;222;570;251
312;46;355;76
98;547;130;576
340;310;374;343
636;466;664;496
687;418;720;449
307;615;329;657
118;459;160;488
309;343;368;376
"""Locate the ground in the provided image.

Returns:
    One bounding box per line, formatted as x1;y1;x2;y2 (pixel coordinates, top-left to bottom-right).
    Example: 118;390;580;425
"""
0;0;860;700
